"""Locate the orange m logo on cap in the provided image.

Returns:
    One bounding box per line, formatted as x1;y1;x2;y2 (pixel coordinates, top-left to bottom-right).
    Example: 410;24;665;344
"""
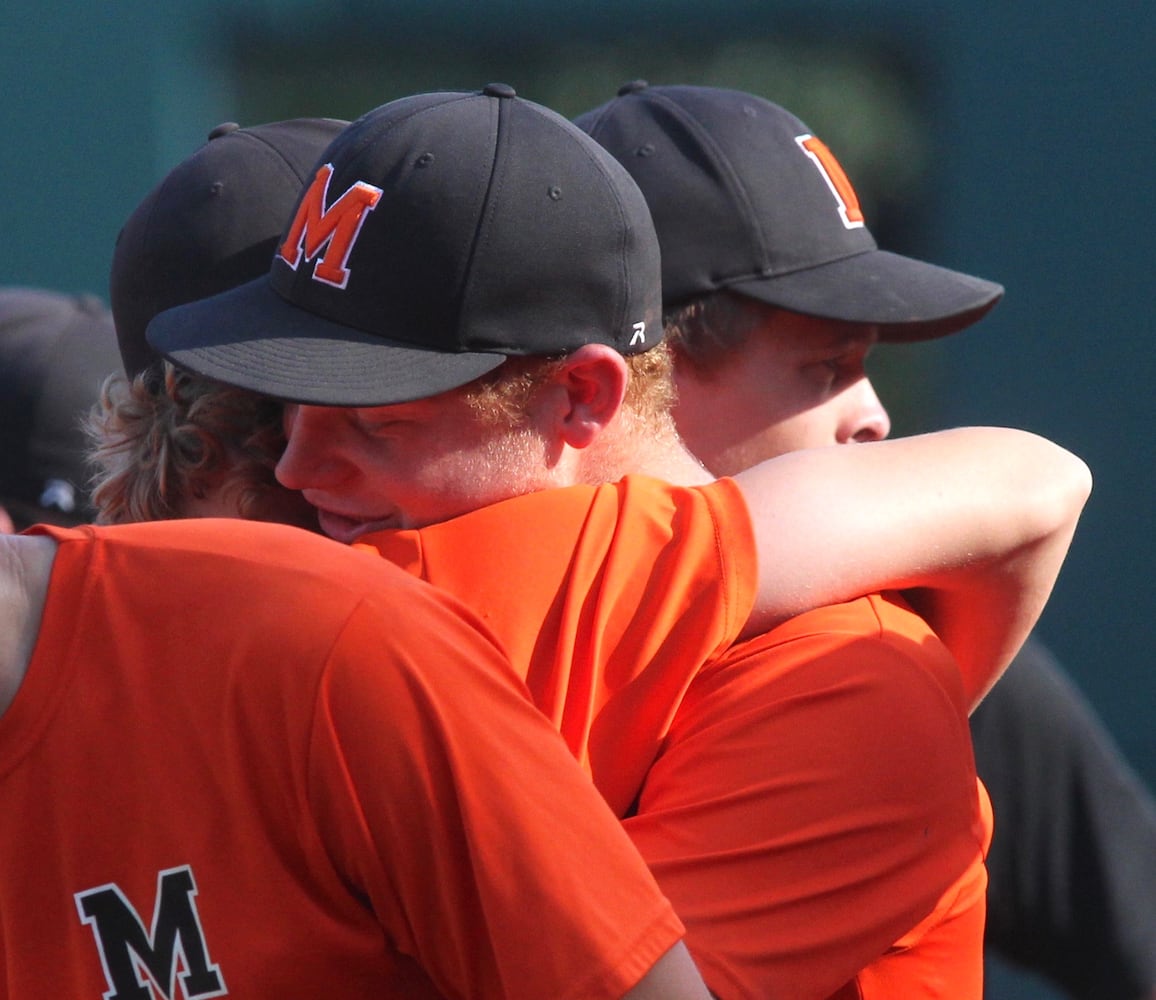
279;164;383;289
795;135;865;230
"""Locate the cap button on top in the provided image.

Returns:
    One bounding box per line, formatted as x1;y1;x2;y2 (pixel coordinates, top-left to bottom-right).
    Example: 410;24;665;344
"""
617;80;649;96
207;122;241;141
483;83;517;98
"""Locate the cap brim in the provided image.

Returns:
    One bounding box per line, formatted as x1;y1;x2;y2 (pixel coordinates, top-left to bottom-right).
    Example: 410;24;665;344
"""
727;248;1004;342
145;277;509;405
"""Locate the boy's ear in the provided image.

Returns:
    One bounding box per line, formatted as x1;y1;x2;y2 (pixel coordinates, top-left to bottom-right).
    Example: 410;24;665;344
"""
549;344;629;449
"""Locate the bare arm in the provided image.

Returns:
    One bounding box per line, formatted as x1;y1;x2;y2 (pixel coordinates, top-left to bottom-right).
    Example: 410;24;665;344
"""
622;941;713;999
733;426;1092;709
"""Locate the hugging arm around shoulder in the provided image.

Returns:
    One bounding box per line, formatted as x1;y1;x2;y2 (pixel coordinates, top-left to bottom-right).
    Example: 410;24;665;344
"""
733;426;1092;709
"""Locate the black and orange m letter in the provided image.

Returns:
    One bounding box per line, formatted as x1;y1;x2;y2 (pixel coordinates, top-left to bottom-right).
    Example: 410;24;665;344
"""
278;164;383;289
795;135;865;230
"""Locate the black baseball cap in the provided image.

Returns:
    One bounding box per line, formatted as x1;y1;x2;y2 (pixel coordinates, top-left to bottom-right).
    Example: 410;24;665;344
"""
110;117;348;379
0;287;121;527
146;84;663;407
576;81;1003;341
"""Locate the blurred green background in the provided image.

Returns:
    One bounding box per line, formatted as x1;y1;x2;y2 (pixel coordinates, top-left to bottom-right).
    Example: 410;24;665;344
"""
4;3;1154;997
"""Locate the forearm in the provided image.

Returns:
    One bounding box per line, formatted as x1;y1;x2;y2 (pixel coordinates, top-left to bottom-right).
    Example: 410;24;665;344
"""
900;527;1075;710
733;426;1091;706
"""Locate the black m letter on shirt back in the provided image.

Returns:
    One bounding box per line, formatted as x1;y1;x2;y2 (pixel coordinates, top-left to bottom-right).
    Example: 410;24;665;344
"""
75;865;226;999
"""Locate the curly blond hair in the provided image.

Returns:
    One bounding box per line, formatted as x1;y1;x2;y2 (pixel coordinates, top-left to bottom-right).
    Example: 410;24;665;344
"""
85;364;292;525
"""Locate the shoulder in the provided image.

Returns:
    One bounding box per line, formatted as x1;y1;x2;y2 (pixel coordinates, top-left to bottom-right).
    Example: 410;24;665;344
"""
77;519;396;583
44;519;443;641
366;477;750;552
697;592;970;741
363;476;755;604
751;591;936;642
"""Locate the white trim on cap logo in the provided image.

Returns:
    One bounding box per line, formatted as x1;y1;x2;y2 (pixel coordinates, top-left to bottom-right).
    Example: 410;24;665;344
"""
278;163;384;289
630;321;647;347
795;134;866;230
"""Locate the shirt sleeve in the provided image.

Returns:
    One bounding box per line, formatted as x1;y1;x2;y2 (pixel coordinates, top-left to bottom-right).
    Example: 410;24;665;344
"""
303;584;686;1000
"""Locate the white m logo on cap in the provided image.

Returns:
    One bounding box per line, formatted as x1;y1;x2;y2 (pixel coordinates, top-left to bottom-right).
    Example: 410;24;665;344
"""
279;163;383;289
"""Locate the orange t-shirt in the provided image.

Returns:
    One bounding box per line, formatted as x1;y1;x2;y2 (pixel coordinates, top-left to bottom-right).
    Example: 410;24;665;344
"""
361;474;759;817
627;593;991;999
3;519;684;999
361;477;990;998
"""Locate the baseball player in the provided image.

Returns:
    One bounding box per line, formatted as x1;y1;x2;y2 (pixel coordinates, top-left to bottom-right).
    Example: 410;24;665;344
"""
0;516;711;998
0;287;121;533
576;81;1156;1000
131;90;1089;998
88;357;319;527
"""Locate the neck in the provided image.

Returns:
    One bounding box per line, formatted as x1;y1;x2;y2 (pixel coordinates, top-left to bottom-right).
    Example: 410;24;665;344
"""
631;440;714;486
574;412;714;487
0;535;56;716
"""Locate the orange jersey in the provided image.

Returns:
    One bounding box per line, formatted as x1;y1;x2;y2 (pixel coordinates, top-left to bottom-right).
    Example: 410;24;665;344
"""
360;476;990;998
3;519;684;999
361;474;759;817
627;593;991;999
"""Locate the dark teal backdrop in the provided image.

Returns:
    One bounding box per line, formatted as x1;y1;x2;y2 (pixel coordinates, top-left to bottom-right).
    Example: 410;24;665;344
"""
4;6;1153;996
